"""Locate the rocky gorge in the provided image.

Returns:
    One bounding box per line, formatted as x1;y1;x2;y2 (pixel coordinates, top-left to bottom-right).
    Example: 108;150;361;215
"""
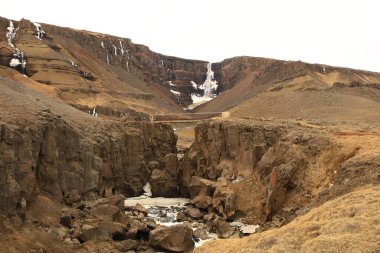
0;15;379;253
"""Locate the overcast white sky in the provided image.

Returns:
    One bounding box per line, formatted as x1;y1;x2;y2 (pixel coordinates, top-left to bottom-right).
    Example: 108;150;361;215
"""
1;0;379;72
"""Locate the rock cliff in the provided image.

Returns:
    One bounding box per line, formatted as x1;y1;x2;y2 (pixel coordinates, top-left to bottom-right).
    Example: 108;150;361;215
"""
0;76;177;216
180;120;361;222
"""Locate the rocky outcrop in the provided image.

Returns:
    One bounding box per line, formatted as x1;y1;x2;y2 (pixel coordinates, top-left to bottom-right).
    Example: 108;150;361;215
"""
181;120;346;222
0;115;177;216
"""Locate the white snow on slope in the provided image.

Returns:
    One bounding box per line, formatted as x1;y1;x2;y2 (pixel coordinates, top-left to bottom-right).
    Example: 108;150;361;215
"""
112;44;117;55
9;58;21;67
170;90;181;96
191;81;198;89
32;22;45;40
101;41;105;48
5;21;26;72
168;81;176;86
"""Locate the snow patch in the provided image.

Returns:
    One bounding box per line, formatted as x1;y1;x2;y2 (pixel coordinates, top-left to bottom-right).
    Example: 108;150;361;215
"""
126;61;129;72
191;81;198;89
9;58;21;67
119;40;124;56
112;44;117;55
106;53;110;64
168;81;176;86
6;20;19;49
5;21;27;73
170;90;181;96
161;60;164;66
32;22;45;40
101;41;105;48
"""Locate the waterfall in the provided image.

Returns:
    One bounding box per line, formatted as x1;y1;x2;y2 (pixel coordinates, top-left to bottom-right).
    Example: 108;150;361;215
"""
201;62;218;97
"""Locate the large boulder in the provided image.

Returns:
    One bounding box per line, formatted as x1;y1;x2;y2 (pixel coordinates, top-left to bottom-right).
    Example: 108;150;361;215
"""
212;186;236;220
28;195;62;226
89;204;120;220
189;177;216;209
149;224;194;252
213;217;236;239
150;169;178;197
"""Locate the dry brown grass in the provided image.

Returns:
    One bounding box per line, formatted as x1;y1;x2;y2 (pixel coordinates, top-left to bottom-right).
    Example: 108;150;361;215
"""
195;185;380;253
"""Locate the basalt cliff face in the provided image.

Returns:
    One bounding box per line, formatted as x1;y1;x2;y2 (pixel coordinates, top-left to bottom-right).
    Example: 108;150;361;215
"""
0;76;177;216
0;17;209;115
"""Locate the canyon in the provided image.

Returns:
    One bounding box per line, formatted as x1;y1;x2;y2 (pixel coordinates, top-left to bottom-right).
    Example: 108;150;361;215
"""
0;16;379;253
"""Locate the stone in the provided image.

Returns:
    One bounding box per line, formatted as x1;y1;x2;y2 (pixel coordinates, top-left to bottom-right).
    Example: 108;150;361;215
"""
106;194;125;210
213;217;236;239
60;215;73;229
89;204;120;220
149;225;194;252
77;224;103;242
98;220;126;241
176;212;189;222
28;195;61;226
212;186;236;219
185;206;202;220
134;203;147;215
189;177;216;209
193;228;208;240
64;189;81;204
113;239;139;251
150;169;178;197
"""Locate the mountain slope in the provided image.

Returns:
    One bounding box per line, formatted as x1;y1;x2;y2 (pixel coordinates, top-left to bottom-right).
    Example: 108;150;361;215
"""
198;57;380;122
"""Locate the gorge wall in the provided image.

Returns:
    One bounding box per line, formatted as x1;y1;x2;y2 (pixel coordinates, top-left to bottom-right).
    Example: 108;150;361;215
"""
180;120;364;223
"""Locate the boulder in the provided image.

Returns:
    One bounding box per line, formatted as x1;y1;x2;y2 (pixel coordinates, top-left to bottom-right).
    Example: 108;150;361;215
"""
149;225;194;252
106;194;125;210
213;217;236;239
28;195;61;226
150;169;178;197
176;212;189;222
212;186;236;219
113;239;139;251
185;206;202;220
134;203;147;215
77;224;108;242
98;220;126;241
89;204;120;220
189;177;216;209
193;228;208;240
60;215;73;229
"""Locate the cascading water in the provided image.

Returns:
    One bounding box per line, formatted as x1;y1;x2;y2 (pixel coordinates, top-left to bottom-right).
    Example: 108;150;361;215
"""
200;62;218;97
6;20;26;74
189;62;218;109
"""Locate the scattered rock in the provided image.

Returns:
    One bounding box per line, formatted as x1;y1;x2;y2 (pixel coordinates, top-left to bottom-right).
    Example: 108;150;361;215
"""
28;195;61;226
185;206;202;220
189;177;216;209
213;217;236;239
89;204;120;220
149;224;194;252
193;228;208;240
60;215;73;229
134;203;147;215
176;212;189;222
113;239;139;251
